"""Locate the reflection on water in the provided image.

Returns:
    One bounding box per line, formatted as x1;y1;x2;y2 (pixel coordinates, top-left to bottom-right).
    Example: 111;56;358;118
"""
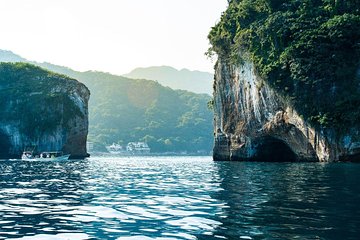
0;157;359;239
212;162;360;240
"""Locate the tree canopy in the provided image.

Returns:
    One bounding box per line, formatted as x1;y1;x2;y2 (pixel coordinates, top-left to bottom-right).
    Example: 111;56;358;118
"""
209;0;360;130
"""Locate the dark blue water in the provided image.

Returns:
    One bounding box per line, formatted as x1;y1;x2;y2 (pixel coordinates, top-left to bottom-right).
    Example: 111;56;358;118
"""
0;157;359;240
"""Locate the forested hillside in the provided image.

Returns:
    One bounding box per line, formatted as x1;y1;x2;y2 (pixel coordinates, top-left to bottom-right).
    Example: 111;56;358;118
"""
83;73;213;153
0;50;213;153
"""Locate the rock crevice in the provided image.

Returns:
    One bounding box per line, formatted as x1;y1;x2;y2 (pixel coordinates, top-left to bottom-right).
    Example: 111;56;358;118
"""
213;59;359;162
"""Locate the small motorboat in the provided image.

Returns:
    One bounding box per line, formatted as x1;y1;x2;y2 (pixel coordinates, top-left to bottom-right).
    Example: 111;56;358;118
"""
21;151;70;161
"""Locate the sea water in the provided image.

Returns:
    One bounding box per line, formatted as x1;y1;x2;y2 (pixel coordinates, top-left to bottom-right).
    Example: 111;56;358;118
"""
0;157;359;239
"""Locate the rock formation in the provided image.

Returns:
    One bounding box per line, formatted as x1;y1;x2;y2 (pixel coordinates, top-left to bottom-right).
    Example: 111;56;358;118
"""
209;1;360;162
213;59;360;162
0;63;90;159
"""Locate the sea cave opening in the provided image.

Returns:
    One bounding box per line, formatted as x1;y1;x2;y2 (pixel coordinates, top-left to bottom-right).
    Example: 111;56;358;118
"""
253;137;298;162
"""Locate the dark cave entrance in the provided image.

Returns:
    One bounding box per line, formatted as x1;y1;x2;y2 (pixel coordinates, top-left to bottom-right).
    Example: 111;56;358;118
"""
0;132;11;159
253;137;298;162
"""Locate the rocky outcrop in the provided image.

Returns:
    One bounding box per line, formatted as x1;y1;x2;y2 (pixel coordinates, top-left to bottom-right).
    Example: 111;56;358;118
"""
0;63;90;159
213;59;360;162
210;1;360;162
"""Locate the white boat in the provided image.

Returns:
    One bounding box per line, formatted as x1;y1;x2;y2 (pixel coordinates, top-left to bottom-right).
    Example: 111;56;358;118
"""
126;142;151;154
21;151;70;161
106;143;124;154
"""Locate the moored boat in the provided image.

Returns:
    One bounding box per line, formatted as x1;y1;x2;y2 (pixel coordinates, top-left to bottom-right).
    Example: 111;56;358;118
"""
21;151;70;160
105;143;124;154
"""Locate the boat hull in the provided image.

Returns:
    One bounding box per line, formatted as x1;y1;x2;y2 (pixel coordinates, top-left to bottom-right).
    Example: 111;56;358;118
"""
21;154;71;161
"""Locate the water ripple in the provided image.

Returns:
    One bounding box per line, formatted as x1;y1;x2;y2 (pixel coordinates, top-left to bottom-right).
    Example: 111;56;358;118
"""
0;158;359;239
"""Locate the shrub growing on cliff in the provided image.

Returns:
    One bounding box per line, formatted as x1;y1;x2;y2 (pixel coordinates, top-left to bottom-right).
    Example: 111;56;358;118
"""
0;63;84;138
208;0;360;131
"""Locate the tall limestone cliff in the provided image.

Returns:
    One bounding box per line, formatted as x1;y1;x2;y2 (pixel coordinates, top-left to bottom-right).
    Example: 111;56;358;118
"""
209;0;360;162
0;63;90;159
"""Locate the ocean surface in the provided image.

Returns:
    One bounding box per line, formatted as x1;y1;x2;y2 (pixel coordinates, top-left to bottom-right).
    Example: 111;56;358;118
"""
0;156;359;240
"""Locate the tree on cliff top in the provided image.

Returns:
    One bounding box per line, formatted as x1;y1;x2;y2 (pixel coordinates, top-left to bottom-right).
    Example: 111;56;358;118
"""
208;0;360;131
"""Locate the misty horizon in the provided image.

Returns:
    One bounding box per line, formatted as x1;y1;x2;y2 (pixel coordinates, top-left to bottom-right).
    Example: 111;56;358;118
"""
0;0;227;75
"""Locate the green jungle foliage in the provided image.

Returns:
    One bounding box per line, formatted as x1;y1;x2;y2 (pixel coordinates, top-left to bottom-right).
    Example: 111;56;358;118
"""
37;63;213;153
83;74;213;153
209;0;360;131
0;63;83;138
0;53;214;153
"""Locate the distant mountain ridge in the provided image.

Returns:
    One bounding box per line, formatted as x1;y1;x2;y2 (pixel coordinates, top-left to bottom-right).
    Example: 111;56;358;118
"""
0;50;213;153
0;50;27;63
124;66;213;95
0;50;214;95
0;50;78;77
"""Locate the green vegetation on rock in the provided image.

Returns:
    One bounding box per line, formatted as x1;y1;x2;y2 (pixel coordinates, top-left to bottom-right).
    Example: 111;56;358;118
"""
41;66;213;154
208;0;360;130
0;51;214;154
0;62;84;138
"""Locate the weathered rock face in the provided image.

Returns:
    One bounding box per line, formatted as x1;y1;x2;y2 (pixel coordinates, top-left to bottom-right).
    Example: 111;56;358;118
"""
0;63;90;159
213;59;360;162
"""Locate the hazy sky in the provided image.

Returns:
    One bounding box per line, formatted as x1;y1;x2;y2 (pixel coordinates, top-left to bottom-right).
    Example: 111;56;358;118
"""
0;0;227;74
